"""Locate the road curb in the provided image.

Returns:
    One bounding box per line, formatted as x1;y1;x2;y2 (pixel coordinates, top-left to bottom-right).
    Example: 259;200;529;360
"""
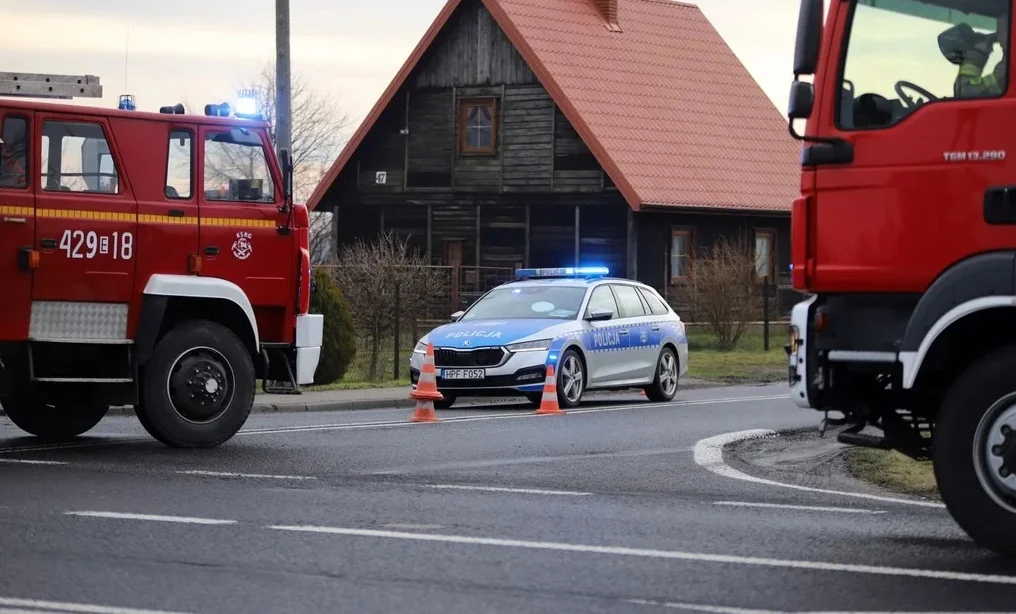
1;378;765;418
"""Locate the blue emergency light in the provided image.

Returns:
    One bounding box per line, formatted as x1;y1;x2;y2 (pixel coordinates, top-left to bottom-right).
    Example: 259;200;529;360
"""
234;89;264;120
513;266;609;280
118;94;136;111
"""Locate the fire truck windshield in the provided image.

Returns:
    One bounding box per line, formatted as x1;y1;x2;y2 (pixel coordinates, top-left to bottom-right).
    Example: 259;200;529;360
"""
203;128;276;203
838;0;1009;130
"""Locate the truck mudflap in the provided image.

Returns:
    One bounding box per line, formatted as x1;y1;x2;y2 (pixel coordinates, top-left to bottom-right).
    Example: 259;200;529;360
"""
295;313;323;385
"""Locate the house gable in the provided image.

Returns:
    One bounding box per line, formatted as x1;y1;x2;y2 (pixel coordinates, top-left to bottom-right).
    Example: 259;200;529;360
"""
328;0;614;202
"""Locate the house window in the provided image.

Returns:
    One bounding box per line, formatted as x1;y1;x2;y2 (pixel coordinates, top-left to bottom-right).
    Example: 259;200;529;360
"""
670;228;692;282
755;229;776;280
458;98;496;154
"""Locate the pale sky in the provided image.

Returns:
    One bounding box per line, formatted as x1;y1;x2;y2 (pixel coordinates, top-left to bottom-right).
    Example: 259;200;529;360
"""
0;0;802;131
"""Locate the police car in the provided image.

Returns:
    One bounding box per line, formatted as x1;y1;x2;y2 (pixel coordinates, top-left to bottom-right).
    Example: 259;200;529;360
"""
409;267;688;409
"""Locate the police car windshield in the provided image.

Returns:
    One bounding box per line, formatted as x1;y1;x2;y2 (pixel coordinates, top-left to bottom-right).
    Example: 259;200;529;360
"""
460;285;587;320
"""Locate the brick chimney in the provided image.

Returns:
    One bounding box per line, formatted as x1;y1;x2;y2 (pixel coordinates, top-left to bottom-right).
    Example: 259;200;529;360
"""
591;0;622;32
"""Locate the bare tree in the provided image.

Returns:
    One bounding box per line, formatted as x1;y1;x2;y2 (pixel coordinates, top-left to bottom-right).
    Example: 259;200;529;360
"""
235;64;354;203
686;236;763;351
309;211;333;264
325;232;449;380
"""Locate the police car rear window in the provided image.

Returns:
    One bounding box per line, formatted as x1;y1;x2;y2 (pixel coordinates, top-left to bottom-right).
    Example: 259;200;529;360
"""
460;286;587;320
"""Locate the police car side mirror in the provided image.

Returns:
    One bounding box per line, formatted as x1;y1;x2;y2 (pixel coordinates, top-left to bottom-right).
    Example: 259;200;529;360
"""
585;308;614;322
451;310;465;321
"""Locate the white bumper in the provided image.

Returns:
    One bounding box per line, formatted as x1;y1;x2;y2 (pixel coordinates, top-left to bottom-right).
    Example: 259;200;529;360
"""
409;346;550;391
789;295;817;408
295;314;323;386
677;341;689;378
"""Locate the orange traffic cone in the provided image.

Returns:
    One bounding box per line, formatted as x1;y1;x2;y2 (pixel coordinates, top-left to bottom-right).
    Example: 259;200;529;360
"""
410;343;443;422
534;363;565;415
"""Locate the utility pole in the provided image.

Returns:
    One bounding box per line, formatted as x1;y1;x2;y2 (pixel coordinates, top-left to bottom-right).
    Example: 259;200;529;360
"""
275;0;292;161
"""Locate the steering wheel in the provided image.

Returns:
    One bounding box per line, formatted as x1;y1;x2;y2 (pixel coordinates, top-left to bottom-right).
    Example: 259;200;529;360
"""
895;80;938;108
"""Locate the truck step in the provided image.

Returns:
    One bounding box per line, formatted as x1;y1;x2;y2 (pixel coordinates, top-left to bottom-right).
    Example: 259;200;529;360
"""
259;346;301;395
837;431;890;449
263;380;300;395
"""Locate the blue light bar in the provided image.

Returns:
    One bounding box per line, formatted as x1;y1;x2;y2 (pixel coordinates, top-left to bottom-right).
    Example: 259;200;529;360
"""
514;266;609;279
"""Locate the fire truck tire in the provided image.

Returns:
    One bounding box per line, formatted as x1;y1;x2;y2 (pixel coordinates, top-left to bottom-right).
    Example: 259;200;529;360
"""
0;394;108;440
139;319;255;448
933;344;1016;557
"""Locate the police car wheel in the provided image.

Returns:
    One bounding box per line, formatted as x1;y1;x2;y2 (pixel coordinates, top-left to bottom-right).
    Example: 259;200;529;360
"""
0;391;108;440
557;349;586;408
645;346;680;402
140;319;255;449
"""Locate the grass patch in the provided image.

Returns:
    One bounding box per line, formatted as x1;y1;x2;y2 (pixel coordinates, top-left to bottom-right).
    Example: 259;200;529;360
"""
257;378;410;394
846;447;940;499
685;324;787;384
304;378;410;392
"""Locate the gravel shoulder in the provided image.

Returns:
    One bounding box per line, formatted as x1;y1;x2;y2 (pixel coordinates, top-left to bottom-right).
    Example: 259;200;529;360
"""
723;423;943;505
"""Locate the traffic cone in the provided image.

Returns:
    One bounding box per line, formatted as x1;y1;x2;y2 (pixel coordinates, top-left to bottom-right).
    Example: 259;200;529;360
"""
411;343;443;422
534;363;565;415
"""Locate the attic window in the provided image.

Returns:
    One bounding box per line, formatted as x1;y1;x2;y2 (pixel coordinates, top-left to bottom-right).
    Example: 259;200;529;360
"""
458;97;497;154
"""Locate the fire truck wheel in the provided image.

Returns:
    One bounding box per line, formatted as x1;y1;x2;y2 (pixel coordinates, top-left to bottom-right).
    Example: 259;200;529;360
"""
0;393;108;441
139;320;255;448
933;344;1016;557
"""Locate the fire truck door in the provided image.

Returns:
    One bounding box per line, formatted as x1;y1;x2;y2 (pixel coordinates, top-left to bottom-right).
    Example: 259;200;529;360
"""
0;111;34;341
197;126;293;342
32;116;138;310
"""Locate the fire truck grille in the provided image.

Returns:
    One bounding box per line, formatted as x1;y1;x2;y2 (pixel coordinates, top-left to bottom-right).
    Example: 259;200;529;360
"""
435;348;506;367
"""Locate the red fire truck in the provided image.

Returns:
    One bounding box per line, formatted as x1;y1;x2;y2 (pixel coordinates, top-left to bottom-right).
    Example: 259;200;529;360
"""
0;95;322;448
785;0;1016;554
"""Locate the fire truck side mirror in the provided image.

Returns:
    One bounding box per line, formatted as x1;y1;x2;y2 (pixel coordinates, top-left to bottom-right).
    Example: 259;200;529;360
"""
793;0;823;76
788;80;814;120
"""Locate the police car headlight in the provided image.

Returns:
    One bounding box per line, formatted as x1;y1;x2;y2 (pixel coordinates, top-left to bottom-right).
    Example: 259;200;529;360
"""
506;339;551;352
413;341;428;354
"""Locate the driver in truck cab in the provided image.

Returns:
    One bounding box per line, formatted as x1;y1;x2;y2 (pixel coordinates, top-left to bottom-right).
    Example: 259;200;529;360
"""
939;17;1008;97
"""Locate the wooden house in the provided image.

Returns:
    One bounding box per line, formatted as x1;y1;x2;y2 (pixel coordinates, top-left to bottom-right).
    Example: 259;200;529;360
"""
307;0;802;311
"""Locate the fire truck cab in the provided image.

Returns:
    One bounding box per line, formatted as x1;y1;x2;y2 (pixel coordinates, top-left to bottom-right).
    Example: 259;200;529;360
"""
786;0;1016;554
0;97;322;448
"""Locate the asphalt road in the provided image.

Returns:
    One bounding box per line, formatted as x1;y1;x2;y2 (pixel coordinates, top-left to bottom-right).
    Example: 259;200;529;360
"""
1;383;1014;614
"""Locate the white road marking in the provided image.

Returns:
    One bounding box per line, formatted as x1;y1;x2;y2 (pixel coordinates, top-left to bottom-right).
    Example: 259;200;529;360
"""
628;601;1001;614
177;470;317;481
693;429;946;509
712;501;886;514
368;445;695;475
382;523;444;530
266;524;1016;585
65;511;236;525
628;599;783;613
0;596;193;613
0;458;67;466
0;440;141;455
239;394;789;437
424;484;592;496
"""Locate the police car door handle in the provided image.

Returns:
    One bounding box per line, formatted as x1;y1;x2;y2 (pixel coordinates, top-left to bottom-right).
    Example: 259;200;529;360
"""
652;324;661;331
619;329;629;335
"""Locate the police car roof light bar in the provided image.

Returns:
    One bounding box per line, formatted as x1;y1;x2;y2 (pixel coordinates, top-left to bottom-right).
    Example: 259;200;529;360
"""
513;266;610;280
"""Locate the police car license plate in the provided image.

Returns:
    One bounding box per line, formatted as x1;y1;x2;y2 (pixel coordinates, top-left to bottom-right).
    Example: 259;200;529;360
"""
442;368;485;380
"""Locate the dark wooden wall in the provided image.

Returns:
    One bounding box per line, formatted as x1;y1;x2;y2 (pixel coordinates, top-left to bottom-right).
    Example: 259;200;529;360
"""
323;0;794;316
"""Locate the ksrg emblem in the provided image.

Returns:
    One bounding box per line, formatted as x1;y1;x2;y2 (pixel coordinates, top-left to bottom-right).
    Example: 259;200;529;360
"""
232;231;253;260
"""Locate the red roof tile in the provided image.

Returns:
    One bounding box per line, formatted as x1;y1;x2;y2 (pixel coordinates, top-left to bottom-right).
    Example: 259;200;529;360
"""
306;0;802;213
